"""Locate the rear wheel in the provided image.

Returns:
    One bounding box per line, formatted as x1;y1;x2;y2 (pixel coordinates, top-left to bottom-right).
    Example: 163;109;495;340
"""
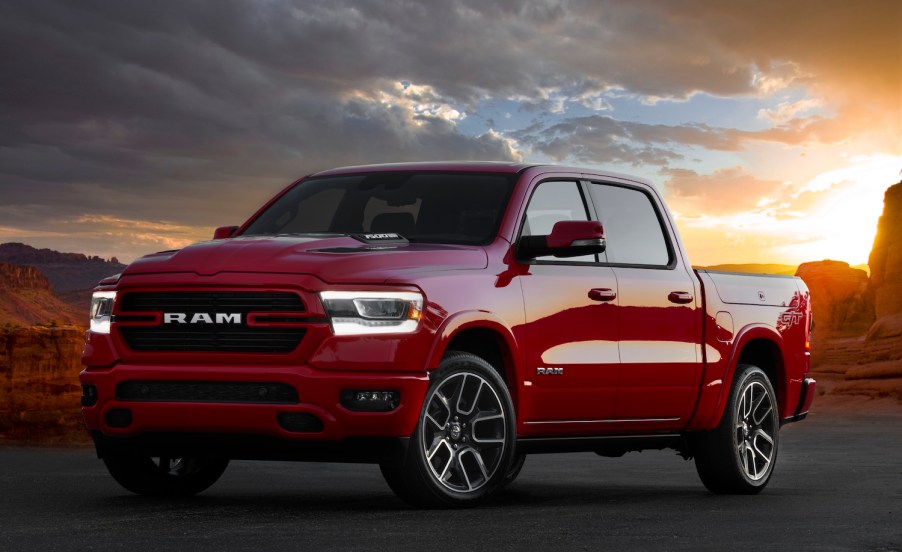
381;351;516;508
693;365;779;494
102;454;229;496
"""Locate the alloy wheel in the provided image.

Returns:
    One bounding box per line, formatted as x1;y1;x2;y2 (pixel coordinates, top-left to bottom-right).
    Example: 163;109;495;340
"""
734;380;776;481
420;371;507;493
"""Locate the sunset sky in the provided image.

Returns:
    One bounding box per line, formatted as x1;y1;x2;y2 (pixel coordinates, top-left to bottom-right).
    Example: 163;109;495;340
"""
1;1;900;266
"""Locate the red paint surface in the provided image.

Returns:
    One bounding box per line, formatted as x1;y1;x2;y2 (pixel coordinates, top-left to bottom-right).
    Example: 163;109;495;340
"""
81;163;813;449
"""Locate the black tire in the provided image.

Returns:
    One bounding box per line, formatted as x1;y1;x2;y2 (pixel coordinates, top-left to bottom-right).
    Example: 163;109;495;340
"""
102;454;229;497
693;365;779;494
500;453;527;488
381;351;517;508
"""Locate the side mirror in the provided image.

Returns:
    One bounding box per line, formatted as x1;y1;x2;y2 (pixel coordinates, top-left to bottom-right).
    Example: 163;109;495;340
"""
518;220;606;260
213;226;238;240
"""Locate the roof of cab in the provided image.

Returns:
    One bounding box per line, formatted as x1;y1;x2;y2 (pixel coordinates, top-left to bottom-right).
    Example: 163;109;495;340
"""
310;161;536;177
306;161;654;190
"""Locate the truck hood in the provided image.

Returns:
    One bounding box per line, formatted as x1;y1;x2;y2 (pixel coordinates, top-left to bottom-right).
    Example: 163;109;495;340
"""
120;235;488;284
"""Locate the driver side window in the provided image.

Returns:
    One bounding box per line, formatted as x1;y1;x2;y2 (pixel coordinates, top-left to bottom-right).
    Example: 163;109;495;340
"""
522;180;597;263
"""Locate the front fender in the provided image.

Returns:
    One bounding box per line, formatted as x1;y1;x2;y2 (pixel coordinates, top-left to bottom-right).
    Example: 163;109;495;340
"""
424;310;520;372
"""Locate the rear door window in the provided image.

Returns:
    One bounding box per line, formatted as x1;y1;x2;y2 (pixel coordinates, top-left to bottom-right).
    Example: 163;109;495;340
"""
588;183;671;267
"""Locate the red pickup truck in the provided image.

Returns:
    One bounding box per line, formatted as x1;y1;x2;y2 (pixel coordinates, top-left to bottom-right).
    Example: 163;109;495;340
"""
80;162;815;507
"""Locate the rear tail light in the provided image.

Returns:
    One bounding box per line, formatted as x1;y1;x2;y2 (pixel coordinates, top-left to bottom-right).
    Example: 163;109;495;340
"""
806;315;814;354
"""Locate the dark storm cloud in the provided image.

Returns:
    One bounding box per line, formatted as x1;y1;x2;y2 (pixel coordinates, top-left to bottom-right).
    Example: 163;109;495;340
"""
515;110;860;166
0;0;520;231
0;0;898;261
516;116;754;166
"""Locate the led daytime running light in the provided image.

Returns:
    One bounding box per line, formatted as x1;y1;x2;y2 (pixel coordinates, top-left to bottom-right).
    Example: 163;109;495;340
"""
320;291;423;335
89;291;116;334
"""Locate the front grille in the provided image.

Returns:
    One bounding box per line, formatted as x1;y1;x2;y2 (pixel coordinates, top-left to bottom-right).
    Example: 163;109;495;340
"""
119;327;305;353
120;292;304;312
117;291;308;353
117;381;299;404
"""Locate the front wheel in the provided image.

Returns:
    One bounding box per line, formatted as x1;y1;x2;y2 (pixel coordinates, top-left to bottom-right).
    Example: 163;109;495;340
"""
501;453;527;488
693;365;779;494
102;454;229;496
381;351;517;508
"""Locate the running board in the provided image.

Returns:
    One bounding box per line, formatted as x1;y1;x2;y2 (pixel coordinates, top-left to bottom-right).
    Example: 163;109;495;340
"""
516;434;683;456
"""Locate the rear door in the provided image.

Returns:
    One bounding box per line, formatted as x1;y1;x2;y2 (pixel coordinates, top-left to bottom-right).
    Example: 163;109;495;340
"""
586;181;702;426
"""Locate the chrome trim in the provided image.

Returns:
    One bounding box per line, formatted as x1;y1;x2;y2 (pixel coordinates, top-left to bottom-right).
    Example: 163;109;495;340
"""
525;417;680;425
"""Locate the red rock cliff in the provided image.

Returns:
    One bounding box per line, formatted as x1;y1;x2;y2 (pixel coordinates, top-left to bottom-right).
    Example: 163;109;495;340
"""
0;325;88;444
869;182;902;320
796;260;874;337
868;182;902;319
0;262;82;325
1;263;52;291
864;181;902;364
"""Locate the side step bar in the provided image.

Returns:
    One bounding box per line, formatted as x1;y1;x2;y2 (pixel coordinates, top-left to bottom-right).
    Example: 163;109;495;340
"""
516;434;683;456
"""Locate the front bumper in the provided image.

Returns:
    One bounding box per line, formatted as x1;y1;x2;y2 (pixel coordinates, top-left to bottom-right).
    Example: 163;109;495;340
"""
79;362;429;459
90;431;412;466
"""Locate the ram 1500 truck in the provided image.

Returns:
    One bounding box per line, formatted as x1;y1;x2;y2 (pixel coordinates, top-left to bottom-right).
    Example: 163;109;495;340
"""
80;162;815;507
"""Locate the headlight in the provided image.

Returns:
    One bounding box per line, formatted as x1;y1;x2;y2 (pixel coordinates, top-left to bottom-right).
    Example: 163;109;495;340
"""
320;291;423;335
89;291;116;334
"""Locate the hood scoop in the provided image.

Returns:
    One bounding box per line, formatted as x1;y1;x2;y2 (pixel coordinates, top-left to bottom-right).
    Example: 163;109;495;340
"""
351;232;409;245
311;232;410;253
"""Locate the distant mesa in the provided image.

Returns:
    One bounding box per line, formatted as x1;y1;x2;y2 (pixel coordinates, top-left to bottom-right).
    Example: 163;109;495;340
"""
0;242;125;315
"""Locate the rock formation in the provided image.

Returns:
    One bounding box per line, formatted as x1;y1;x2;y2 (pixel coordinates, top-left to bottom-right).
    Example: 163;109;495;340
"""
795;260;873;370
796;260;874;337
869;182;902;320
807;181;902;403
0;262;82;325
0;325;88;444
861;181;902;369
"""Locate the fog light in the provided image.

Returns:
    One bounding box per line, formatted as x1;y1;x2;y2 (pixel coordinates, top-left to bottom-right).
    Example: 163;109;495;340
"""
340;390;400;412
81;385;98;407
106;408;132;428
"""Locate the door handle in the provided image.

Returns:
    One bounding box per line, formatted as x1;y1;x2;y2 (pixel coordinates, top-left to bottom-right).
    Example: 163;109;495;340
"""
588;288;617;302
668;291;694;304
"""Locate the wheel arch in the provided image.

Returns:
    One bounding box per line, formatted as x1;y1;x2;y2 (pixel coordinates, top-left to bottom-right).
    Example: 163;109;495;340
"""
425;311;520;412
714;325;787;426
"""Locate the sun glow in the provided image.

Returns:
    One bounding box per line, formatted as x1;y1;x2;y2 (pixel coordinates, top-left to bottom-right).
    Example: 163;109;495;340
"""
672;155;901;267
776;155;900;265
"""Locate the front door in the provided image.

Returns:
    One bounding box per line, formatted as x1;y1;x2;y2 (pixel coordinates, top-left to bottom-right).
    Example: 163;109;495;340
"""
517;179;621;432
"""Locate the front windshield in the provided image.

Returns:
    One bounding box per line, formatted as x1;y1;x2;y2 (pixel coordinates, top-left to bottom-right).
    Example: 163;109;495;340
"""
241;171;517;245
